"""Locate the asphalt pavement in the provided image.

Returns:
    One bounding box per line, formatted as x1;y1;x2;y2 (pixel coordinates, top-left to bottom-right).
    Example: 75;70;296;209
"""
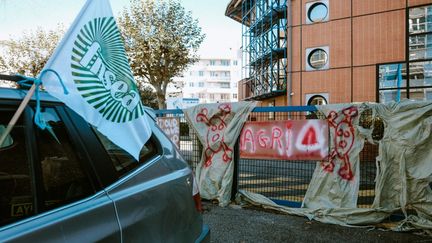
202;201;432;243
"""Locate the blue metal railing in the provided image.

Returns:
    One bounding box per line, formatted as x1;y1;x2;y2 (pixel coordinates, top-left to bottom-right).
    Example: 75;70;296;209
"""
154;105;318;116
155;105;377;208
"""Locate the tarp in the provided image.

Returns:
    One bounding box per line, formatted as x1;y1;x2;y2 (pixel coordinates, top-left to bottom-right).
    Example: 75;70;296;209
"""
303;104;368;209
373;101;432;231
183;101;257;206
236;101;432;232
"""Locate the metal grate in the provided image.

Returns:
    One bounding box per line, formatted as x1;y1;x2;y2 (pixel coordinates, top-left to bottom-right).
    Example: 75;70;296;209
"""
154;106;379;208
155;112;202;171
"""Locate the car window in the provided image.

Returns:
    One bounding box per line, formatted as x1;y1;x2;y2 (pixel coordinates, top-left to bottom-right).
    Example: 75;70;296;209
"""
92;128;158;178
35;107;94;211
0;109;34;227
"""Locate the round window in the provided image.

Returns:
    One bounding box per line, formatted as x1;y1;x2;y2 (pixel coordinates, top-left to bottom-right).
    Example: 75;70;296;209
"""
308;48;328;69
308;2;328;23
308;95;327;106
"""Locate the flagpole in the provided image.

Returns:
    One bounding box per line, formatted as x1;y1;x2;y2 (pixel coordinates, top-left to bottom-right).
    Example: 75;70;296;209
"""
0;84;36;147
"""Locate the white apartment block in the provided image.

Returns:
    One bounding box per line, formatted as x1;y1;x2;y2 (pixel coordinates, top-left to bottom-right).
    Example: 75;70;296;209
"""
167;50;241;104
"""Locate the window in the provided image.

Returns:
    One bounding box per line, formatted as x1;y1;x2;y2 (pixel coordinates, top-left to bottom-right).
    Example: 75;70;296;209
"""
409;61;432;87
0;109;33;226
198;93;205;99
409;6;432;34
233;93;238;99
378;63;407;89
210;71;218;77
198;82;205;87
0;106;95;227
378;61;432;102
306;47;329;70
306;1;329;24
221;94;230;100
409;6;432;61
36;108;93;210
209;94;215;100
233;60;238;66
221;71;231;77
307;95;328;105
220;82;230;88
378;63;407;103
189;82;194;87
210;60;216;66
409;34;432;60
199;71;204;76
220;60;230;66
308;49;328;69
378;5;432;103
379;90;408;103
93;129;157;177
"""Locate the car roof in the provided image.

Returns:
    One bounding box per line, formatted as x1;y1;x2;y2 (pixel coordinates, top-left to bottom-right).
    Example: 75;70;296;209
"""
0;87;157;120
0;87;61;103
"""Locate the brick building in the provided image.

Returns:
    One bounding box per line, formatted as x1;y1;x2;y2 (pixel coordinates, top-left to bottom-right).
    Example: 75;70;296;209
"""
225;0;432;107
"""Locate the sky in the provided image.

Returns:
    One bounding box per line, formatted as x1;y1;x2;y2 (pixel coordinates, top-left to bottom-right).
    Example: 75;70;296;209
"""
0;0;241;57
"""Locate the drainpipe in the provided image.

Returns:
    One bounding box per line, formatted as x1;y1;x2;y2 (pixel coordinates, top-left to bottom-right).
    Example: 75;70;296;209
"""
287;0;293;106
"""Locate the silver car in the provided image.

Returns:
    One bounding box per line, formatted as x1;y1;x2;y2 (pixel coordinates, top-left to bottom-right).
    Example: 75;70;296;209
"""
0;83;209;242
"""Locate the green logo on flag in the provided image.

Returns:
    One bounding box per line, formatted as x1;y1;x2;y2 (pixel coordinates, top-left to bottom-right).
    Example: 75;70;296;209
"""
71;17;144;123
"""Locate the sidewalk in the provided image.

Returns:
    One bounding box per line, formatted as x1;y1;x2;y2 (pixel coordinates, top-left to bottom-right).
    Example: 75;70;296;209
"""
202;202;432;243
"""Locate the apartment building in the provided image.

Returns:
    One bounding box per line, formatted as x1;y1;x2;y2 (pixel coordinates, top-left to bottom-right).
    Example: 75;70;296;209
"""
225;0;432;106
167;51;241;104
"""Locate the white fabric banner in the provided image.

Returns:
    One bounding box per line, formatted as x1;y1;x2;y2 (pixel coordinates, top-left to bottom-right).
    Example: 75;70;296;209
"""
303;104;367;209
41;0;151;160
237;101;432;233
183;101;257;206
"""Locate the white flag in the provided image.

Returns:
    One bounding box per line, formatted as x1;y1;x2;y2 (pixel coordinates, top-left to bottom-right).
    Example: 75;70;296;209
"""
41;0;151;160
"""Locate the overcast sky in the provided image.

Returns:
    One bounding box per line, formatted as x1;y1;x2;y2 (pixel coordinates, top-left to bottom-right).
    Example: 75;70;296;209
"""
0;0;241;57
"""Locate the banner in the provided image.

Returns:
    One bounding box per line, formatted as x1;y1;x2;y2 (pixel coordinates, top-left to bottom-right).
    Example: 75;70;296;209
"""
303;104;366;208
183;101;257;206
40;0;151;160
156;117;180;148
239;120;328;160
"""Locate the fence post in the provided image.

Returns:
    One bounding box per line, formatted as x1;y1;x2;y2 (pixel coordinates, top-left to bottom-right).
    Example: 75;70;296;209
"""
231;136;240;201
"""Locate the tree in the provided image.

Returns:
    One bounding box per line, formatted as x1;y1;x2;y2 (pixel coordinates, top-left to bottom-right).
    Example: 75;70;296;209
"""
137;83;159;109
0;26;65;77
118;0;205;109
0;24;160;108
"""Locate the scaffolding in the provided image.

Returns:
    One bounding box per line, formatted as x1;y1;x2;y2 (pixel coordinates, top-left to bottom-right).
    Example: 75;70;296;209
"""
242;0;287;100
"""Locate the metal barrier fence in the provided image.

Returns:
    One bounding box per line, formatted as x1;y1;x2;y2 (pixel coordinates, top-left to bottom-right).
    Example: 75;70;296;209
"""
154;106;378;208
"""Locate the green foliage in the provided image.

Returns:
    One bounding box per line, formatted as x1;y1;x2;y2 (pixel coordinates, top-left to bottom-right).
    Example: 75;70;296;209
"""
0;26;65;77
137;84;159;109
118;0;205;109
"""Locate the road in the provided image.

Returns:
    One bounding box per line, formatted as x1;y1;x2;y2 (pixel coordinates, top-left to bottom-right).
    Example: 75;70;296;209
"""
203;202;432;243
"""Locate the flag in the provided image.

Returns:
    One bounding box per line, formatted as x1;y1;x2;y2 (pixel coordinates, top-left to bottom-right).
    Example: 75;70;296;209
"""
41;0;151;160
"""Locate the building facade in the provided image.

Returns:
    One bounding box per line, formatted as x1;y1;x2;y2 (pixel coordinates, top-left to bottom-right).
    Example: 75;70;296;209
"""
226;0;432;107
167;52;241;104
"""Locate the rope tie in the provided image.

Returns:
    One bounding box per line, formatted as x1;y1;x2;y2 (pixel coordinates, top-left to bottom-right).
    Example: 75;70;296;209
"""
17;69;68;130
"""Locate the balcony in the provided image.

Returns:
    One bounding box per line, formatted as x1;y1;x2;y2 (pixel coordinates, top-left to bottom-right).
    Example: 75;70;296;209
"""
238;76;286;101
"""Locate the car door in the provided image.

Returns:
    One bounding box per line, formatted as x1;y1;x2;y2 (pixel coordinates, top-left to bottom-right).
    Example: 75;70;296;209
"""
0;103;120;242
92;118;202;242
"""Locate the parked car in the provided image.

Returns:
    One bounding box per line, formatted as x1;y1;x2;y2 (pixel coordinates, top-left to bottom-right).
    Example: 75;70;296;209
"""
0;77;209;242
